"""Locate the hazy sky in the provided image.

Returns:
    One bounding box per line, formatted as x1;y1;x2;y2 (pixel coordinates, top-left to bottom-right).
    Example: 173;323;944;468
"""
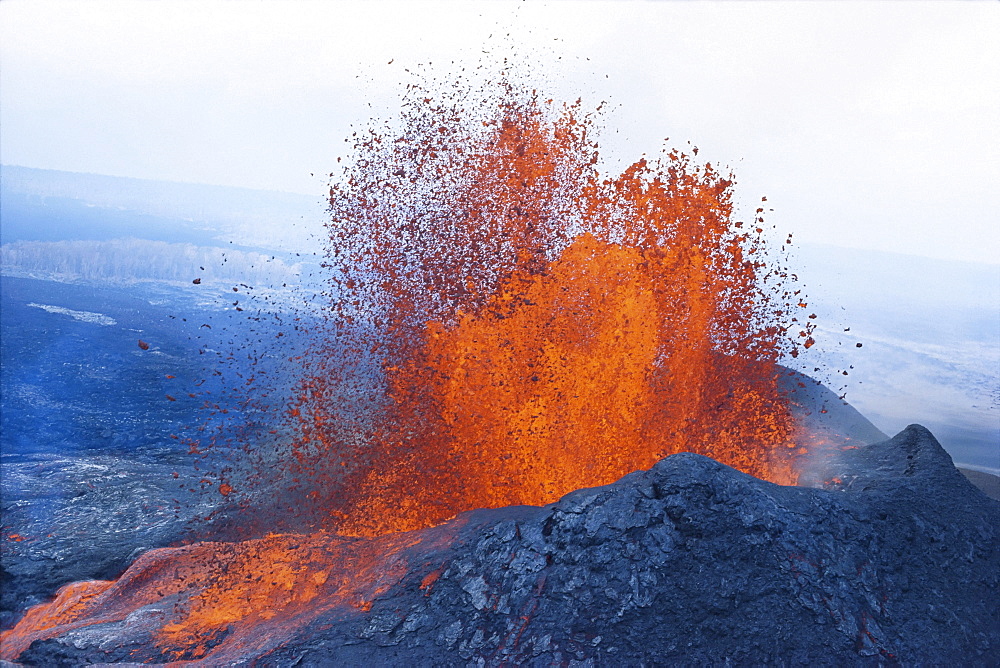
2;1;998;264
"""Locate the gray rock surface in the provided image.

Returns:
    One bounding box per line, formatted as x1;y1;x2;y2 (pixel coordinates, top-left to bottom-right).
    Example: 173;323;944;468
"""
0;450;209;630
0;365;887;634
12;425;999;666
960;468;1000;501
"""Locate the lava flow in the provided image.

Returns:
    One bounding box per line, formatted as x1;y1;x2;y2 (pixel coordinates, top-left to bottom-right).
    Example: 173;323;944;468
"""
281;72;813;537
1;71;822;663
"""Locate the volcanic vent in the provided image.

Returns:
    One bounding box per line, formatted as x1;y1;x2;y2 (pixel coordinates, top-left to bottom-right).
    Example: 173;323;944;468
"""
10;72;993;667
275;72;817;538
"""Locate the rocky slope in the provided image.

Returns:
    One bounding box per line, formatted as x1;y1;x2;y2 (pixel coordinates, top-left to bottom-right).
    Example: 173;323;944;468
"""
0;362;879;632
3;424;997;666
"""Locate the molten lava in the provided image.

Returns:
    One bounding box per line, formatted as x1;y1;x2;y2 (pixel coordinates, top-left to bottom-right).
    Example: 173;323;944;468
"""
0;524;467;663
285;75;811;537
1;70;822;665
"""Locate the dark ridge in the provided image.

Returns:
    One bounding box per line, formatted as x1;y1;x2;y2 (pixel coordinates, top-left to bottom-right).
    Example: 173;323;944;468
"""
12;425;999;666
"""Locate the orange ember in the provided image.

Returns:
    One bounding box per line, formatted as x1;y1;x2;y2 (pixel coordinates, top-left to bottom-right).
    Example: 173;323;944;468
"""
285;74;811;537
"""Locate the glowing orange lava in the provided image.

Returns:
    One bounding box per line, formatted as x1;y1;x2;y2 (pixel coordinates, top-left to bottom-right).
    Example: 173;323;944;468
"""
286;74;811;537
0;70;821;665
0;524;464;663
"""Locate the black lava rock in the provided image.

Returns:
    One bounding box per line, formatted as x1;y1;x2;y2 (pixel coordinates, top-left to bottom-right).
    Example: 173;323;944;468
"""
15;425;999;666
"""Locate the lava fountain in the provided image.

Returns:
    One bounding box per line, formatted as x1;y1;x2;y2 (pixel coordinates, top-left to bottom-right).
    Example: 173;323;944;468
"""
1;70;832;664
282;72;814;537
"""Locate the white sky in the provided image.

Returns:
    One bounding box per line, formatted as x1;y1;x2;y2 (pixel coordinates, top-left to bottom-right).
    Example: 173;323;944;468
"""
2;0;998;264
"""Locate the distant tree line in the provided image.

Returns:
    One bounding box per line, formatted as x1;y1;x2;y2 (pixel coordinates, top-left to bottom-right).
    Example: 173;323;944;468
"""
0;238;302;286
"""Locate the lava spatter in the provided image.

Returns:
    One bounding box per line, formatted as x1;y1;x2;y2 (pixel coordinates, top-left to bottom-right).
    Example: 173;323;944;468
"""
1;67;828;664
279;71;812;537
